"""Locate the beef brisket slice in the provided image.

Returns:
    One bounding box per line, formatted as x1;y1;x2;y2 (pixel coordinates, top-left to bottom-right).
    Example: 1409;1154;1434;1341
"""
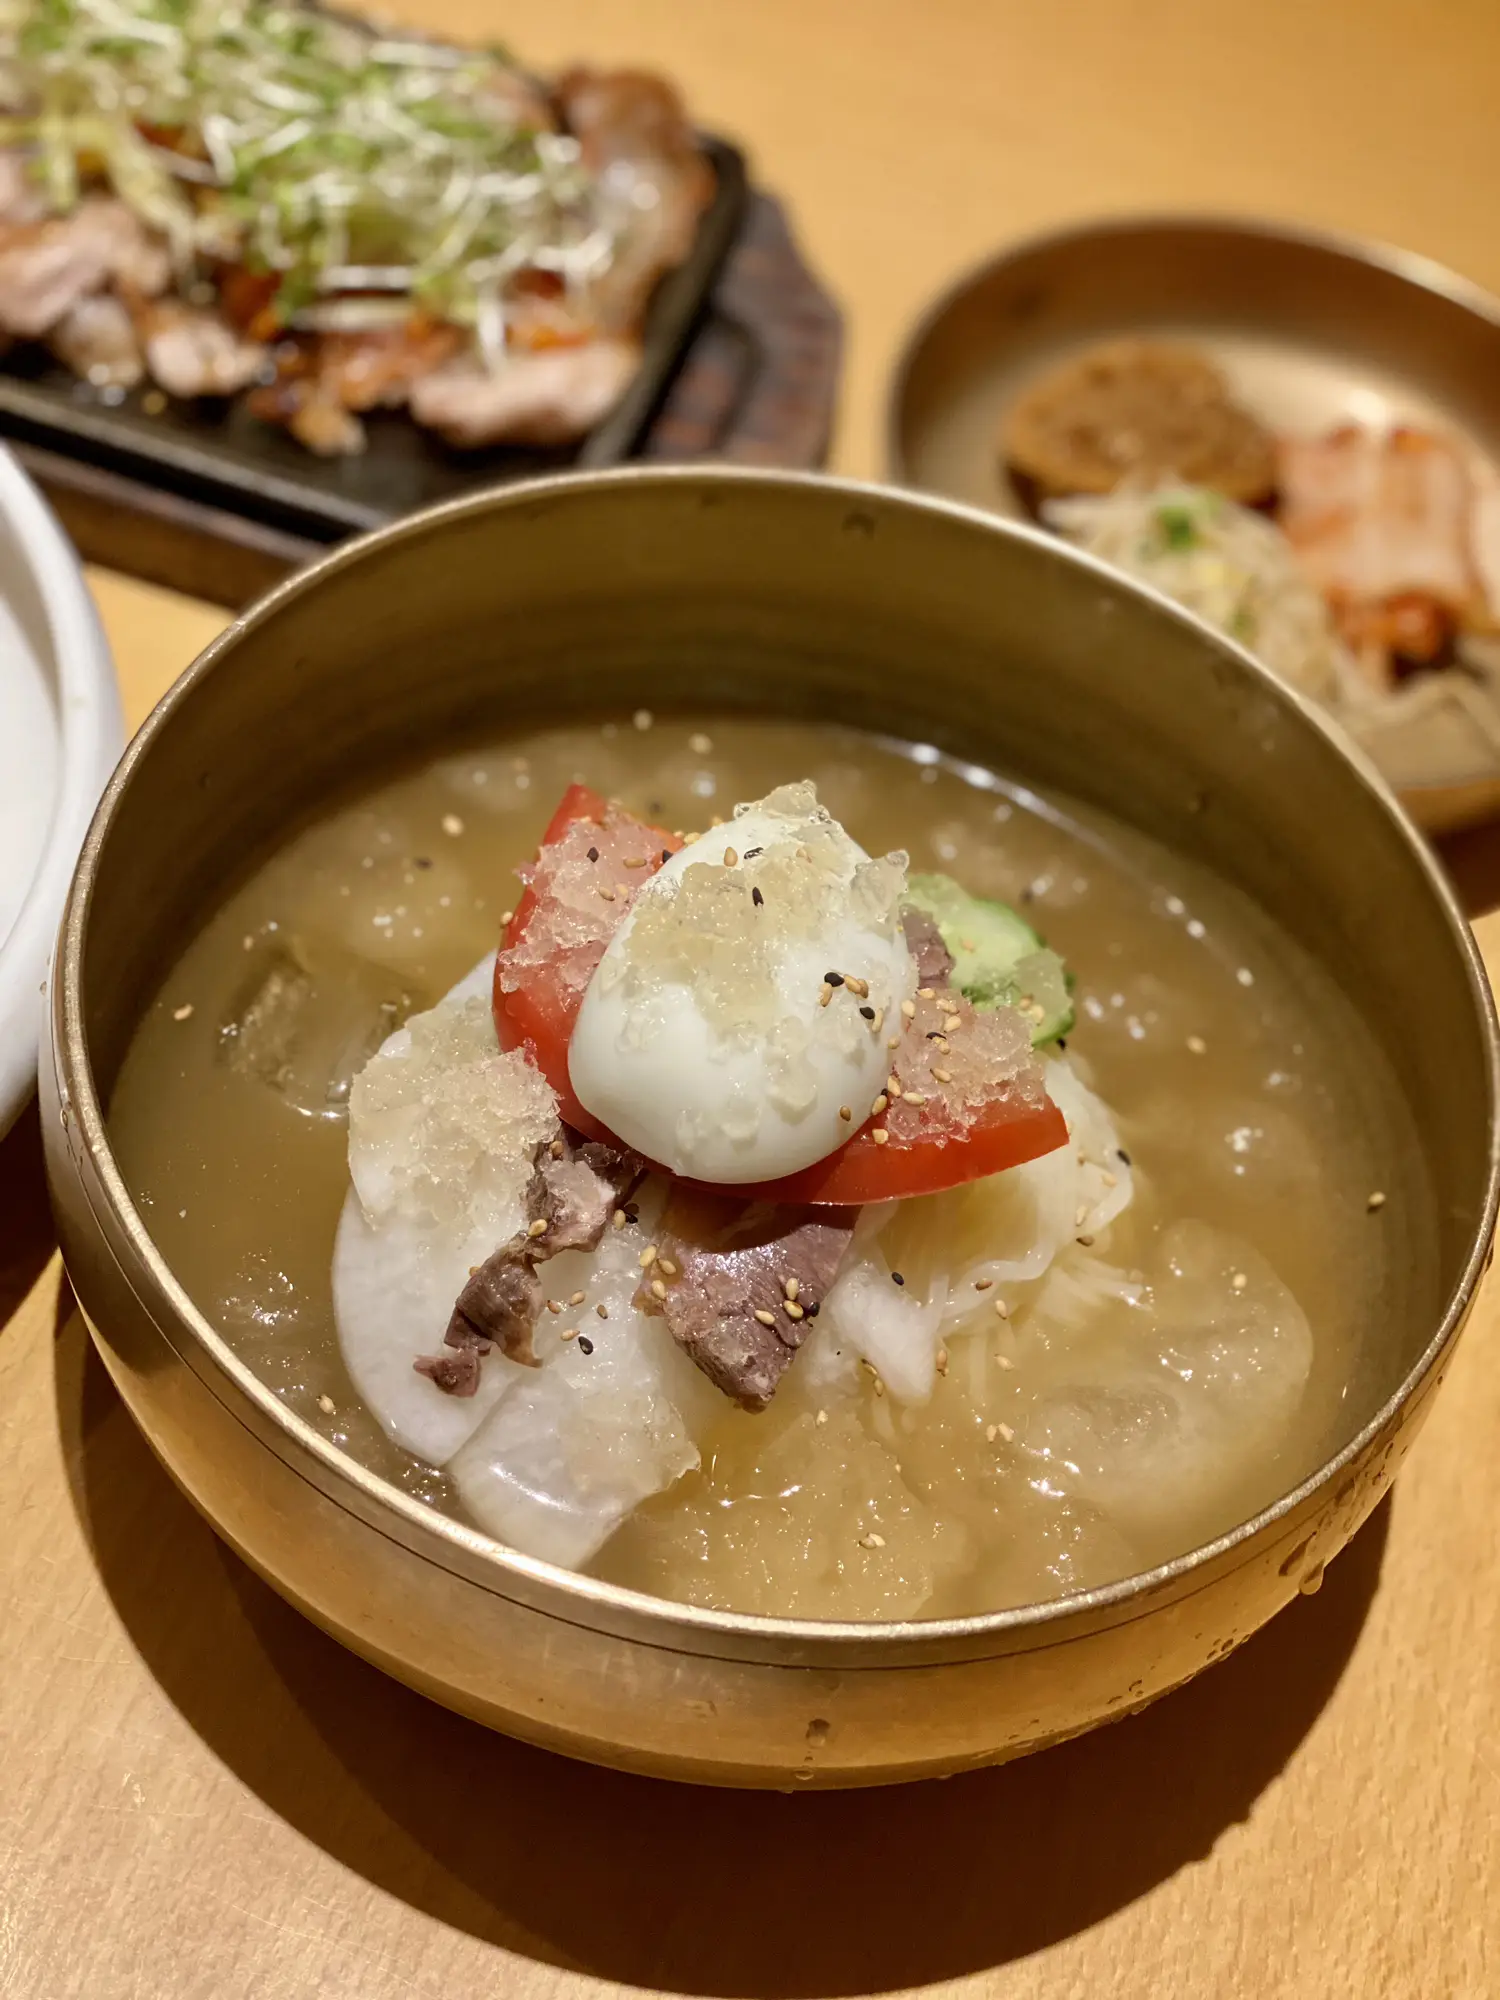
643;1191;857;1410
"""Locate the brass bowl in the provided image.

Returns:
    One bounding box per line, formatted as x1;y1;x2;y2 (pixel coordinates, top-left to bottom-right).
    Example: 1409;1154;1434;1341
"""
887;214;1500;833
42;467;1499;1788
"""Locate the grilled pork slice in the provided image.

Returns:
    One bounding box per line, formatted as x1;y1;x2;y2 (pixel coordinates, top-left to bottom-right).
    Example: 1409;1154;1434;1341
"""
138;298;265;399
1277;425;1491;677
408;338;640;448
0;197;168;338
553;68;714;334
50;293;142;388
640;1191;857;1410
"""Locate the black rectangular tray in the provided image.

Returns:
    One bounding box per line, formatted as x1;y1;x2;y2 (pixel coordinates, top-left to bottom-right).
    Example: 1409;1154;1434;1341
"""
0;135;747;595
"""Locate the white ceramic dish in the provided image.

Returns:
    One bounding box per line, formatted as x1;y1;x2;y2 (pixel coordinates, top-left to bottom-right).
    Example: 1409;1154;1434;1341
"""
0;448;121;1138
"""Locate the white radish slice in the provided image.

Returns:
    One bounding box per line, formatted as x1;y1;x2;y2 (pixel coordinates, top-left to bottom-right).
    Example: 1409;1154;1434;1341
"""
332;1198;523;1465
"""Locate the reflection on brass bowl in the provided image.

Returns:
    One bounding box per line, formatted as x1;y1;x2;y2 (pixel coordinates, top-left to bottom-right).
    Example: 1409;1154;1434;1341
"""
888;215;1500;833
42;468;1499;1787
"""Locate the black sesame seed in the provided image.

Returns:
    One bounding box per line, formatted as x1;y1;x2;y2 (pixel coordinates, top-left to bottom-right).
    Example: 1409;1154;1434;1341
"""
825;972;845;989
413;856;433;870
1117;1148;1132;1166
804;1301;819;1319
577;1336;595;1356
925;1029;944;1040
891;1271;905;1286
587;845;599;863
661;848;672;865
744;847;763;859
1056;1036;1067;1050
752;885;764;907
859;1004;875;1020
1020;886;1034;904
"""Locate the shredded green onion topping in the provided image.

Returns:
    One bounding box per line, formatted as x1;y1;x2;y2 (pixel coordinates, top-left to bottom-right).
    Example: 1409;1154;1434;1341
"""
0;0;631;325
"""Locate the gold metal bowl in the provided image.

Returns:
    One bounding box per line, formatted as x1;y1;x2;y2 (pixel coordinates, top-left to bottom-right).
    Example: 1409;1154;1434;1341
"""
42;467;1499;1788
887;214;1500;833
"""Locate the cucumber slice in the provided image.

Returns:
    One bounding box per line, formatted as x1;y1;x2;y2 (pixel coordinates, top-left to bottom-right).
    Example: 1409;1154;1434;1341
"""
904;872;1075;1044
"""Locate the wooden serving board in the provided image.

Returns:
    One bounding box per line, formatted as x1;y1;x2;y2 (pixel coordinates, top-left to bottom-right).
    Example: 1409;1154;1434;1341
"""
9;192;842;610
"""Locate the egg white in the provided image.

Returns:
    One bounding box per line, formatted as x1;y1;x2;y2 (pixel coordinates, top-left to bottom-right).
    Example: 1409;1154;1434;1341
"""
567;804;915;1182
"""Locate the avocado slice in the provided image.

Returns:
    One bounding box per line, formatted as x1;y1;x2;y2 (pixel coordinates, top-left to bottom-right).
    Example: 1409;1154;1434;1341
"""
903;872;1074;1044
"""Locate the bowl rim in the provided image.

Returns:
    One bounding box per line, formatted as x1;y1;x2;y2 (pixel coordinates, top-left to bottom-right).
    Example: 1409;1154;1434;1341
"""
884;205;1500;484
55;462;1500;1656
0;446;122;1136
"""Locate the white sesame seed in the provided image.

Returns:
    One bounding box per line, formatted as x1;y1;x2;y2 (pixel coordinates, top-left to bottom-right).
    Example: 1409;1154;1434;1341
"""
596;1304;609;1319
932;1067;952;1084
545;1299;561;1314
986;1424;998;1442
639;1245;658;1268
650;1277;668;1301
871;1128;889;1145
633;708;653;730
998;1422;1015;1443
317;1394;336;1415
918;987;935;1001
943;1015;963;1035
527;1218;548;1239
441;813;463;836
816;1408;829;1425
1232;1272;1248;1291
723;847;738;867
172;1003;194;1021
974;1278;993;1291
500;908;515;926
658;1257;678;1278
597;885;616;901
935;1346;949;1375
1367;1189;1387;1212
569;1290;586;1305
997;1353;1015;1370
858;1533;886;1550
689;732;712;755
839;1104;852;1122
1187;1034;1207;1055
754;1308;777;1326
784;1276;800;1300
901;1091;927;1107
993;1297;1009;1319
1101;1169;1118;1188
612;1209;626;1230
819;983;833;1008
871;1094;888;1117
560;1327;579;1341
1075;1203;1089;1227
784;1300;805;1321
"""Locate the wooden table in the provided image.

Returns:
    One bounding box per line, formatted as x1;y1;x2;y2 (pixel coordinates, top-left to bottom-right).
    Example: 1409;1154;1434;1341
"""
4;3;1500;1994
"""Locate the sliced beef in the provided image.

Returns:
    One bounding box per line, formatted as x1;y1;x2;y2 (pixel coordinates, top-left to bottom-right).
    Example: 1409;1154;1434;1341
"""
641;1191;857;1410
527;1135;644;1251
416;1128;643;1394
901;906;955;990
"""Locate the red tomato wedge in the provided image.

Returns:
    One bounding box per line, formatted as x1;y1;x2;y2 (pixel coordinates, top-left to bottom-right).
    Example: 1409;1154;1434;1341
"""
493;785;679;1137
493;788;1068;1202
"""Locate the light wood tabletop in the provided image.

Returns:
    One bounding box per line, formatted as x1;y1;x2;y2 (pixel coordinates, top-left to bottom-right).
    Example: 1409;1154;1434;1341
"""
4;3;1500;1995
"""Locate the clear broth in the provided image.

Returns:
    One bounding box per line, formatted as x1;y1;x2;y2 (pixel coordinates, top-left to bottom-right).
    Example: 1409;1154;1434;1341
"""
109;718;1435;1617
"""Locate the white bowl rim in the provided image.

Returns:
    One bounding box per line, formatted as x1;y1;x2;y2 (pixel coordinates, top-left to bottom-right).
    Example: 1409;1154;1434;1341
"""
0;448;123;1137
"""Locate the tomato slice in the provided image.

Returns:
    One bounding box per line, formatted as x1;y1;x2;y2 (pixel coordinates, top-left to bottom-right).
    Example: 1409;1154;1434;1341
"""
719;1093;1068;1206
493;787;1068;1202
493;785;678;1137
